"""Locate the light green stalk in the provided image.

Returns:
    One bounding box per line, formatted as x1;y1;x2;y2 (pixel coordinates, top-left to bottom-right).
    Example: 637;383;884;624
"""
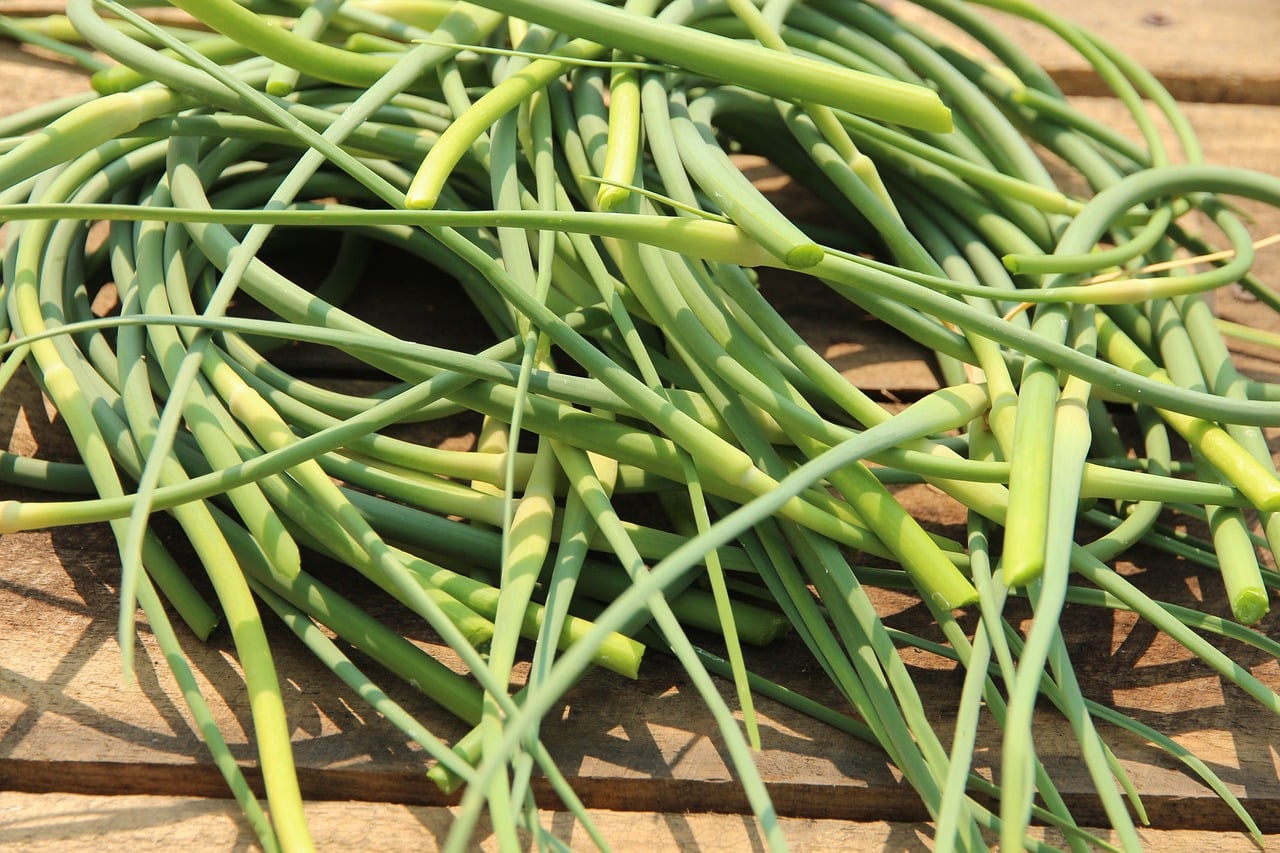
453;0;952;131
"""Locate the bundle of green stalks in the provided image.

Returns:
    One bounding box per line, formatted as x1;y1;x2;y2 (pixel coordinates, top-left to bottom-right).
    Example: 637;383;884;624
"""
3;0;1280;849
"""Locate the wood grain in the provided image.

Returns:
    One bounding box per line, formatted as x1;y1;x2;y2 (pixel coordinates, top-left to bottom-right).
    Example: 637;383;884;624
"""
886;0;1280;104
7;792;1280;852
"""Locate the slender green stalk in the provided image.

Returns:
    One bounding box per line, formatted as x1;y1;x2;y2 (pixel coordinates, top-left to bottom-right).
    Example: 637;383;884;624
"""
6;3;1280;850
0;202;780;267
454;0;952;131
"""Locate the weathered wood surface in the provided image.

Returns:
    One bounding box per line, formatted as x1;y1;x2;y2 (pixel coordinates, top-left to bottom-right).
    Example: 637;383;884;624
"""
7;792;1280;852
889;0;1280;105
1;1;1280;850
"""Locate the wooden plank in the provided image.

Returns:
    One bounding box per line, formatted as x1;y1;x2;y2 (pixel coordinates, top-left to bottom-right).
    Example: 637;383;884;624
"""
0;0;1275;103
5;404;1280;837
887;0;1280;104
6;791;1280;852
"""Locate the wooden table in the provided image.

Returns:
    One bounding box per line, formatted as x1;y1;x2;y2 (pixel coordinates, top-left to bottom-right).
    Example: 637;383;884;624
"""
2;1;1280;849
